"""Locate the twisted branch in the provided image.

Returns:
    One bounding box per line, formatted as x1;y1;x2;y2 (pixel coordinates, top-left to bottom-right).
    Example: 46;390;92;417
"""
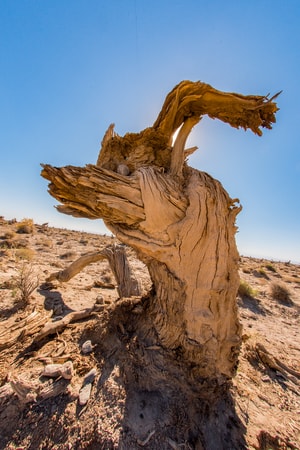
154;80;279;138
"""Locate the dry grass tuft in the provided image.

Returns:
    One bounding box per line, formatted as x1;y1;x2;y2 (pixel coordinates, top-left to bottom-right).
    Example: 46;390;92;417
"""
14;263;40;304
265;263;277;273
60;251;76;260
2;230;16;239
16;218;35;234
15;248;35;261
270;282;293;306
238;280;258;298
254;268;270;279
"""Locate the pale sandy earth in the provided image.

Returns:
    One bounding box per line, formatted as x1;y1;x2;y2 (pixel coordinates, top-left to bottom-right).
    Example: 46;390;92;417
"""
0;218;299;449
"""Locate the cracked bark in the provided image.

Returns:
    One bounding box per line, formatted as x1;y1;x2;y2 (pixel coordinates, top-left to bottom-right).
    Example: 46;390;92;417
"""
41;80;279;381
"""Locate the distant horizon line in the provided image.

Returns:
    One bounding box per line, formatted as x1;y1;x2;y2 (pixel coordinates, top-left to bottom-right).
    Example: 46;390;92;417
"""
1;214;299;266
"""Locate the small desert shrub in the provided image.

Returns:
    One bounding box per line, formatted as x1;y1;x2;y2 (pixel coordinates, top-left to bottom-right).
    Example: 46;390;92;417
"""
39;238;53;248
290;276;300;284
0;279;15;289
238;281;258;298
0;239;14;249
265;263;277;273
101;273;113;284
60;251;76;260
50;260;64;268
2;230;16;239
14;264;39;304
16;218;35;234
270;282;293;306
14;238;29;249
255;268;269;279
282;273;300;284
15;248;35;260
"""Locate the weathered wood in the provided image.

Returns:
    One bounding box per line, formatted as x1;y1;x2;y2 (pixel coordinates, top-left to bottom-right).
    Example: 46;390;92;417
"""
47;251;107;282
41;165;145;223
47;244;141;298
153;80;279;137
33;307;96;342
101;245;141;297
41;80;279;382
0;308;51;351
170;116;200;178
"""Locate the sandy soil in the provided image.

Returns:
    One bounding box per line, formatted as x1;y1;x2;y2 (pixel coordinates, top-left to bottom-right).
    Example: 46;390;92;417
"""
0;217;299;449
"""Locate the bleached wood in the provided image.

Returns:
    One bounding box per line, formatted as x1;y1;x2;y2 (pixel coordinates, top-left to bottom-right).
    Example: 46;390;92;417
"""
33;307;96;342
47;252;107;282
47;244;141;298
41;80;279;381
170;116;200;178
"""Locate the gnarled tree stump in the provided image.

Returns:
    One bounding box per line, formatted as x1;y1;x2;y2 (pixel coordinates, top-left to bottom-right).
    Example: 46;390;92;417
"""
41;80;279;382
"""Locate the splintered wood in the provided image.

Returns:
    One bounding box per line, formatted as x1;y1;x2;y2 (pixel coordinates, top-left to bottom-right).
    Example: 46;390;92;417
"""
0;308;51;351
41;80;279;381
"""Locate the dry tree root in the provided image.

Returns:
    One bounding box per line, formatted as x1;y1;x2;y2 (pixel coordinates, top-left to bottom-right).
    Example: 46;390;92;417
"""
33;306;97;342
38;378;70;400
8;374;71;403
0;308;51;351
255;343;300;393
9;375;40;403
0;382;14;406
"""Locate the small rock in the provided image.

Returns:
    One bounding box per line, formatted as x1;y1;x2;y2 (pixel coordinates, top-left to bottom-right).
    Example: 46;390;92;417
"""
42;361;73;380
117;164;130;176
79;383;92;406
78;368;97;406
53;304;64;316
81;340;93;354
42;364;63;378
261;375;270;382
60;361;73;380
95;295;104;304
83;368;97;384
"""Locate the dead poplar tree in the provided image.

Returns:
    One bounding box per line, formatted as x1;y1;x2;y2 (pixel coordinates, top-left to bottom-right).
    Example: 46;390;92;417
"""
41;80;279;383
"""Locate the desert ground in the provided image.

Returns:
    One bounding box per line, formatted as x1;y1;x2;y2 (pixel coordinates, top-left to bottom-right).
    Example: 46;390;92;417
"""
0;217;299;449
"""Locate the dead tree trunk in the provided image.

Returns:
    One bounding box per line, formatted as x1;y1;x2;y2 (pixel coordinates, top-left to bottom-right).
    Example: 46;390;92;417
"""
41;80;279;382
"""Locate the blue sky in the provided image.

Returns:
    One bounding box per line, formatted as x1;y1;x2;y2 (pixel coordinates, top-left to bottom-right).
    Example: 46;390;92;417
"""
0;0;299;262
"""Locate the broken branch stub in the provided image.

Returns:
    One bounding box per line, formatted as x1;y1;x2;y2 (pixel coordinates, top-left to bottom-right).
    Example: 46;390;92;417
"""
47;244;140;298
41;80;279;381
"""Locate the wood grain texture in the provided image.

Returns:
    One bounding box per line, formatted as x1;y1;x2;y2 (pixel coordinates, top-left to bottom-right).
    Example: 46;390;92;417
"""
41;80;279;381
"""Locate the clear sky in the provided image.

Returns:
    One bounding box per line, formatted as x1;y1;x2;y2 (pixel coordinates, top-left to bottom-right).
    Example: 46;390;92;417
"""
1;0;299;262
